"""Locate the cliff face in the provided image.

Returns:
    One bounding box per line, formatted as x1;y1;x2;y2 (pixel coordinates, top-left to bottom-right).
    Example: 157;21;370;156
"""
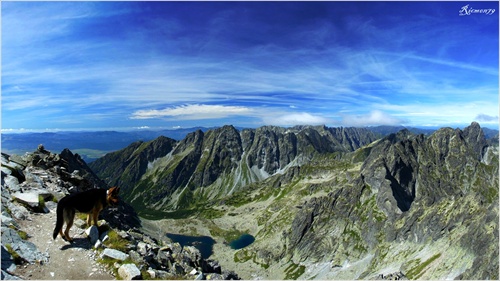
280;122;498;279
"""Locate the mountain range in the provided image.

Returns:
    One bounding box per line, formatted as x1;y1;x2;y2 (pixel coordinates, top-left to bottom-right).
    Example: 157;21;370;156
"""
4;125;497;163
2;122;498;279
86;122;498;279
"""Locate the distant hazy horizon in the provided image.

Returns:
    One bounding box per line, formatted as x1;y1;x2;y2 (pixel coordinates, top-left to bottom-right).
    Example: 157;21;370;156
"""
1;122;498;135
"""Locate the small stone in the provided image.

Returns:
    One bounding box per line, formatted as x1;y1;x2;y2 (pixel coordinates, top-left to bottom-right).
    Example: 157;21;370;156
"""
101;248;129;261
74;219;86;228
137;241;148;255
85;225;99;245
147;269;156;279
118;263;141;280
94;239;102;249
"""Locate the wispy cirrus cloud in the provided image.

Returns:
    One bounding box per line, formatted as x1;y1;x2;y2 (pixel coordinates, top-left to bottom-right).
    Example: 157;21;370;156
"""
2;2;498;130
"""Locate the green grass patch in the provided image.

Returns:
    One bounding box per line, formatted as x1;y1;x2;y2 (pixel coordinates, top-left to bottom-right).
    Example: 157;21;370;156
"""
233;249;269;269
4;244;24;264
17;229;29;240
406;253;442;279
207;224;245;243
103;230;130;253
284;262;306;279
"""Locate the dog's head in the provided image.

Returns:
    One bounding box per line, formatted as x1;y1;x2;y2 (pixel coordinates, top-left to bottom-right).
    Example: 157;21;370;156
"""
106;186;120;206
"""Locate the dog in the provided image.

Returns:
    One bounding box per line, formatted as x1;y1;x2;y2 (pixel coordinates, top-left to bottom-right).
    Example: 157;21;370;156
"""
52;186;120;242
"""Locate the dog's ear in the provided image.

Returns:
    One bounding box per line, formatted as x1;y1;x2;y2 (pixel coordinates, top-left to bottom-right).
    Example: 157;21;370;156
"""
115;187;120;194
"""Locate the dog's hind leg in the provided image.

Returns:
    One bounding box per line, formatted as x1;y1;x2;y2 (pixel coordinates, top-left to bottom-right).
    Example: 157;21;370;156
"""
63;209;75;242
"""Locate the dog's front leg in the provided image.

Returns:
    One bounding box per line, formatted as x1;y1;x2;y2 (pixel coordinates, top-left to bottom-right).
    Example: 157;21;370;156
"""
86;213;92;226
92;209;99;226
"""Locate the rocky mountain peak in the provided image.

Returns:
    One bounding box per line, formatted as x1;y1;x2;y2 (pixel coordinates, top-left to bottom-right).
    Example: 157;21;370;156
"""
90;125;379;211
462;121;488;160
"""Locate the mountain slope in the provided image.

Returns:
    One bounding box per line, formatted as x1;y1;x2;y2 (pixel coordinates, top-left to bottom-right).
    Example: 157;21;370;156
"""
277;122;498;279
90;125;379;212
88;122;499;279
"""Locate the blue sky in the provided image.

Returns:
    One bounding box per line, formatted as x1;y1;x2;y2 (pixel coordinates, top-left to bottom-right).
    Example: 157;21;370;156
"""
2;1;499;132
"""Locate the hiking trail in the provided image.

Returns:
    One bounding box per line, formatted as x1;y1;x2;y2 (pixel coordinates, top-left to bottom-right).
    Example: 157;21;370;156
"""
14;204;113;280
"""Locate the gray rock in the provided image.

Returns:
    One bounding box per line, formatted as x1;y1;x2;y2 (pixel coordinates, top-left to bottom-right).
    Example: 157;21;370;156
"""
1;269;22;280
182;245;202;267
1;245;16;272
5;202;29;220
155;269;175;279
206;273;224;280
4;176;20;192
155;248;173;269
137;241;148;255
146;268;156;279
128;250;143;264
9;154;27;166
1;227;49;264
85;225;99;245
94;239;102;249
118;263;141;280
101;248;129;261
117;230;132;241
73;218;86;228
1;213;18;229
222;270;239;280
163;242;183;257
172;262;185;275
99;231;109;242
201;259;221;274
44;200;57;211
11;192;39;209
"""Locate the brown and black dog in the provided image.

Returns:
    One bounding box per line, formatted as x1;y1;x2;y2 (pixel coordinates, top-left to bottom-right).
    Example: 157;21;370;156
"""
53;186;120;242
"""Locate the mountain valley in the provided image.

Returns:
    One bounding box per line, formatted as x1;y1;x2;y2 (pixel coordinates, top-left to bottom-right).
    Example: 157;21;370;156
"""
88;122;499;279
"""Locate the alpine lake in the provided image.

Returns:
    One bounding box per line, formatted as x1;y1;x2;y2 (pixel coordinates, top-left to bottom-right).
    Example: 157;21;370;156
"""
166;233;255;259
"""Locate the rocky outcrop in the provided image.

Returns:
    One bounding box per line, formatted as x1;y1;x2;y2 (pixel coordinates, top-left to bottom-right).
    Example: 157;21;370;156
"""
1;148;239;280
281;122;498;279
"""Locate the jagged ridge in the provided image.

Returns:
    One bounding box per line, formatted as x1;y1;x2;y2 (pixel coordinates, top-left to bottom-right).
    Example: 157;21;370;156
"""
90;125;378;211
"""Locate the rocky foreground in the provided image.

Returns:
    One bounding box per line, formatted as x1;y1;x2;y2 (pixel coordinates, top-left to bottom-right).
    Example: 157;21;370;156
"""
1;146;240;280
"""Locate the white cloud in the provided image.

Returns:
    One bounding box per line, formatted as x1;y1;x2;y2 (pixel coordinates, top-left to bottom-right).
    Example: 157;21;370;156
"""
475;114;498;123
263;112;329;126
341;110;404;127
130;104;252;120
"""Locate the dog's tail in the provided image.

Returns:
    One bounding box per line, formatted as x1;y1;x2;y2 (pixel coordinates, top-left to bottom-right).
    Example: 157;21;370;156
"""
53;203;64;240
